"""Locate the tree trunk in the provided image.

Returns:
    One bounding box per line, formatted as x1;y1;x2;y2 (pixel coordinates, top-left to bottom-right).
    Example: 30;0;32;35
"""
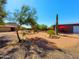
31;25;35;33
16;25;21;43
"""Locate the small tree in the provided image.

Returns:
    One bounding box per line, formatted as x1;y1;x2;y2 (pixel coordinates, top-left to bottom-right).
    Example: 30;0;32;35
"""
26;9;37;33
14;6;30;42
0;0;7;24
7;5;30;42
41;24;47;30
7;5;37;42
36;24;47;31
55;14;58;35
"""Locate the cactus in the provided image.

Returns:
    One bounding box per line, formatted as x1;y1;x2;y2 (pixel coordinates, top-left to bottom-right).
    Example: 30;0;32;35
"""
55;14;59;35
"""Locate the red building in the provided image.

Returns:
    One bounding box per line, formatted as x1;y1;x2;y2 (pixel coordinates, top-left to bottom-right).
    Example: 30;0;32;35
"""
54;23;79;33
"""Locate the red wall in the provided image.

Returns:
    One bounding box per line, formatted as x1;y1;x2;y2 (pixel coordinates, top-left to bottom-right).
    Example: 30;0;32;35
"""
60;25;72;33
54;25;73;33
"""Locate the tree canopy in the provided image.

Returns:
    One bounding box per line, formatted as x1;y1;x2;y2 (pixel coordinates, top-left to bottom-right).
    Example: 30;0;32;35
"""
36;24;47;31
9;5;37;27
0;0;7;24
7;5;37;42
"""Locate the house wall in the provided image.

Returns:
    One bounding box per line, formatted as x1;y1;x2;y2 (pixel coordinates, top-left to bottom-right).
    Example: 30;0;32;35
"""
73;26;79;33
54;25;73;33
59;25;73;33
54;24;79;33
0;27;11;32
0;27;16;32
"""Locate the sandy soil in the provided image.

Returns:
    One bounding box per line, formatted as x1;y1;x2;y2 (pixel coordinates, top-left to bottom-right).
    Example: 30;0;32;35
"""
0;32;79;49
0;32;79;59
0;32;18;43
25;32;79;49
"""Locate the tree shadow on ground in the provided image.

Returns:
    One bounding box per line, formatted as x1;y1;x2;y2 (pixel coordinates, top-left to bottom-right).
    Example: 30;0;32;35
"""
29;37;63;51
20;37;64;58
5;48;18;55
0;36;11;48
31;37;57;50
0;37;65;59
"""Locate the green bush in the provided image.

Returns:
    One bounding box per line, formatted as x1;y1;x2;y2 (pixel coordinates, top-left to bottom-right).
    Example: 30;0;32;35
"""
36;24;47;31
47;30;55;38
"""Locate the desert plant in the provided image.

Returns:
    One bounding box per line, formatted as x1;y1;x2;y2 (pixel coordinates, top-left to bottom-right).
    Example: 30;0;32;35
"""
26;9;37;33
40;24;47;30
0;0;7;24
36;24;47;31
13;5;30;42
47;30;55;38
7;5;37;42
55;14;59;35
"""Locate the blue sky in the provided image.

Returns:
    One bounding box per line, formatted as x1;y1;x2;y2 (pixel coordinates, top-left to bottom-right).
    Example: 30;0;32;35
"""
6;0;79;26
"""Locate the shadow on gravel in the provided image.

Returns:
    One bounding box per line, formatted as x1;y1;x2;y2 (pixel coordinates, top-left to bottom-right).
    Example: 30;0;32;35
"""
0;36;11;48
6;48;18;55
0;37;65;59
31;37;57;50
29;37;63;51
20;37;64;58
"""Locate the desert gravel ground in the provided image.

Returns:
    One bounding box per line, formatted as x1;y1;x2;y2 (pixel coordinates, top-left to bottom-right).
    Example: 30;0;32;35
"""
0;32;79;59
25;32;79;48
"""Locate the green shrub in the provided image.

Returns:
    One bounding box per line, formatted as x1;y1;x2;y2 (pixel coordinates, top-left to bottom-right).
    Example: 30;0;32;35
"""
36;24;47;31
47;30;55;38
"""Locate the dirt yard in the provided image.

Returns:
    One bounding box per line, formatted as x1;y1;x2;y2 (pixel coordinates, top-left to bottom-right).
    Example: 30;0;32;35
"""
25;32;79;49
0;31;79;49
0;32;79;59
